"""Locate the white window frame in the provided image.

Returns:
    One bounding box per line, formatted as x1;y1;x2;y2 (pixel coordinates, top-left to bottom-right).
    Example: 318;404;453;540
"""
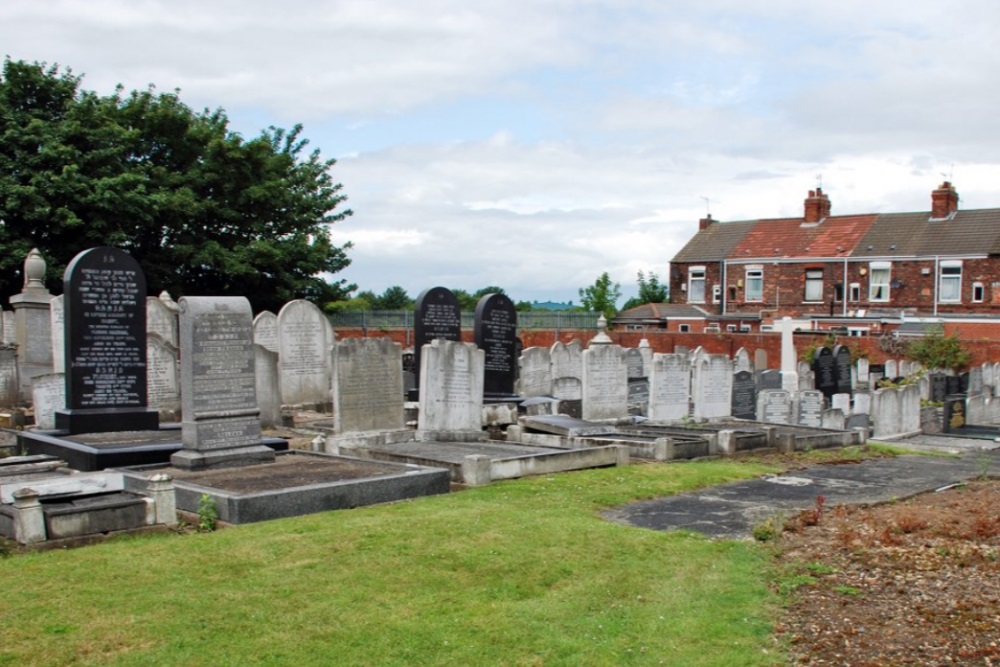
939;261;962;303
804;269;824;302
869;262;891;302
973;281;985;303
711;284;721;304
849;282;861;302
678;323;690;333
745;268;763;302
688;266;706;303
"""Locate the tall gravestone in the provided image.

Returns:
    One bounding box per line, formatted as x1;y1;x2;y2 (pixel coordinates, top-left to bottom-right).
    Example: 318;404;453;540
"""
581;344;628;421
625;348;649;416
171;296;273;470
412;287;462;399
56;247;158;434
417;339;484;441
252;311;279;353
254;345;281;429
474;293;518;397
731;369;756;420
812;346;836;399
332;337;405;435
647;353;689;421
146;334;181;414
277;299;332;406
10;248;54;401
833;345;853;396
692;354;733;420
147;296;179;348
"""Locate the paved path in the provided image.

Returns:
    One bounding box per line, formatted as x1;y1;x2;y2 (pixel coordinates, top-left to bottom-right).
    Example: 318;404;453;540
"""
603;443;1000;540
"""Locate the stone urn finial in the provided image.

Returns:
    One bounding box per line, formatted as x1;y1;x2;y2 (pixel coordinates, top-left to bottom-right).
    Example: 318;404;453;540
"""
23;248;46;289
589;314;613;346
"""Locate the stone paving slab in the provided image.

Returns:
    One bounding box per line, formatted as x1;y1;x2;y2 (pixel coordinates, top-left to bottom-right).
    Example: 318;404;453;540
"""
603;449;1000;540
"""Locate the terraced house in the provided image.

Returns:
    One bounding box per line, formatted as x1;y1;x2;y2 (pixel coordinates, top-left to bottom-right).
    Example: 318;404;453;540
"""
667;182;1000;336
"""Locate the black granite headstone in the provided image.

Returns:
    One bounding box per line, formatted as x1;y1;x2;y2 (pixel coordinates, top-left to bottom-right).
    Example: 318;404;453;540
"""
929;372;947;402
958;373;970;394
833;345;853;396
812;346;836;398
412;287;462;399
758;369;781;390
943;395;966;433
55;247;158;434
946;375;962;396
731;370;756;420
474;292;518;397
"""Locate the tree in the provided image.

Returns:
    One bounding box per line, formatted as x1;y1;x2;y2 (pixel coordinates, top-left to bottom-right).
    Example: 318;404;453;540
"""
906;325;971;372
0;58;352;312
578;272;621;321
375;285;412;310
622;270;669;310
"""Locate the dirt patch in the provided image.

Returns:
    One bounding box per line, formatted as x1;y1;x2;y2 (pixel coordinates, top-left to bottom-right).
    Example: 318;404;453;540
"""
775;479;1000;666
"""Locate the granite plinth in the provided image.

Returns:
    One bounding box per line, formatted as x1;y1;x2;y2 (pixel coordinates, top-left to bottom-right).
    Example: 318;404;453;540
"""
20;425;287;472
122;450;450;524
55;408;160;436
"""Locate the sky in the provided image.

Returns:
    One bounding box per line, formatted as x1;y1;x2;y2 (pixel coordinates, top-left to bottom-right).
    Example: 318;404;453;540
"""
4;1;1000;306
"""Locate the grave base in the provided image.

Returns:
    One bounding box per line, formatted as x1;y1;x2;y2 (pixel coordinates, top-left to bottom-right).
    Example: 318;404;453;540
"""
55;407;160;435
19;425;288;472
170;445;276;471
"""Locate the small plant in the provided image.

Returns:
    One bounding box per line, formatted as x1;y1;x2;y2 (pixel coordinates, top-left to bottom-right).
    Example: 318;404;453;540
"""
752;515;784;542
197;494;218;533
977;451;993;480
801;495;826;527
833;585;861;597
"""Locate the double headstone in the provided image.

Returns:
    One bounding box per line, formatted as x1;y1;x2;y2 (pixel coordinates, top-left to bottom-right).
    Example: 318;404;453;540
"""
56;247;158;434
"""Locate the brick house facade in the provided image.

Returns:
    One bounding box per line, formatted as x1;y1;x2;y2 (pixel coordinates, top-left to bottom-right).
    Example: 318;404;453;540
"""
668;182;1000;334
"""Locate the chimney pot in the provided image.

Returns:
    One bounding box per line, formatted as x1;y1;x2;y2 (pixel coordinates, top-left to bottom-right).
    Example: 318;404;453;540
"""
931;181;959;219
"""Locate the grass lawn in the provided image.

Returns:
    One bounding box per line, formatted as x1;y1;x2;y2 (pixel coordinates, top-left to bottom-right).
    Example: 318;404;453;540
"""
0;458;795;666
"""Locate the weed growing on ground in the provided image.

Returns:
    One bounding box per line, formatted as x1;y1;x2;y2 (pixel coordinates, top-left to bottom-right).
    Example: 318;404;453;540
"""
197;494;218;532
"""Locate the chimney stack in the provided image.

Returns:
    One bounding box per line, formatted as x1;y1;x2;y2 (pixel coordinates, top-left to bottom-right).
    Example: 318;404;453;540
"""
803;187;831;223
931;181;959;219
699;213;714;231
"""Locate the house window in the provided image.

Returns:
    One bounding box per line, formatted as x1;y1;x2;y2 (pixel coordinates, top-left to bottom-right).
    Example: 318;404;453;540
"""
688;267;706;303
711;285;721;304
869;263;891;302
678;324;690;333
833;283;844;302
939;261;962;303
849;282;860;302
745;268;763;302
804;269;824;302
973;282;985;303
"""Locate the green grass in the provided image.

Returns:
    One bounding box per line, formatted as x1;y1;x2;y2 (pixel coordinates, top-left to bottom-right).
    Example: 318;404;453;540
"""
0;460;791;666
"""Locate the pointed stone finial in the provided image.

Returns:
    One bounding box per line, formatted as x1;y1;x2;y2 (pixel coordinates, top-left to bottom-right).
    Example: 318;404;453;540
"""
589;314;613;346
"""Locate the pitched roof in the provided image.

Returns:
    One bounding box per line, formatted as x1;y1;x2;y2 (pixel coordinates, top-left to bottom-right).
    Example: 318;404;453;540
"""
615;303;709;320
671;220;754;263
852;209;1000;258
728;214;878;260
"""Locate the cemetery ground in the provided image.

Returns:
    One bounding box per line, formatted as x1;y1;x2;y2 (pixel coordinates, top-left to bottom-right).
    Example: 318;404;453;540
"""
0;445;995;666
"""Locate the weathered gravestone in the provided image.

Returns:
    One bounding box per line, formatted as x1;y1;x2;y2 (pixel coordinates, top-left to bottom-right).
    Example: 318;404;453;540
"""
0;343;18;407
147;296;179;348
550;340;583;417
625;348;649;416
56;247;159;434
412;287;462;399
928;372;948;402
252;311;279;353
277;299;333;406
812;346;836;399
758;390;792;424
582;344;628;421
731;370;756;420
797;389;824;428
171;296;273;470
474;293;518;397
758;369;781;390
692;354;732;420
146;334;180;414
254;345;281;429
417;339;484;441
332;337;405;435
517;347;552;397
31;372;65;430
50;294;64;374
833;345;853;396
647;353;689;421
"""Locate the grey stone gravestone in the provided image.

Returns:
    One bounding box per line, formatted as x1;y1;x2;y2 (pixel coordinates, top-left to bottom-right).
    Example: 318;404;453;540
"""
1;310;14;345
171;296;272;470
517;347;552;397
968;367;984;397
797;390;824;427
812;346;836;399
693;354;732;420
146;334;180;414
417;339;484;440
929;372;947;402
754;348;767;371
833;345;853;396
625;348;649;416
10;248;54;401
332;337;405;434
731;370;756;420
147;297;179;348
50;294;64;374
734;347;752;374
758;389;792;424
854;358;869;390
56;247;158;434
648;353;689;421
582;344;627;420
474;293;518;397
254;345;281;428
277;299;332;406
412;287;462;399
31;372;65;430
252;311;279;353
0;344;18;407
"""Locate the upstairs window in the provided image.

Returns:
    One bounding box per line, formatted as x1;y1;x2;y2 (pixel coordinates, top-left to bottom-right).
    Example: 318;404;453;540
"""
804;269;824;302
849;282;861;302
745;268;763;302
973;282;985;303
869;263;891;302
939;262;962;303
688;267;706;303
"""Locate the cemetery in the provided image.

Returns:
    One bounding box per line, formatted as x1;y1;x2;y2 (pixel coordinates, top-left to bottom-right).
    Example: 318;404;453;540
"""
0;247;992;546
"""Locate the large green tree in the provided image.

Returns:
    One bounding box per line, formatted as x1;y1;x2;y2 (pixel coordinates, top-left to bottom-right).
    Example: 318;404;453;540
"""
622;270;669;310
578;272;621;321
0;59;353;312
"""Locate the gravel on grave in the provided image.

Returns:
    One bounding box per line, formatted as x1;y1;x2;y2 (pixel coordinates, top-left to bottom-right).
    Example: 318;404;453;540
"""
160;455;404;494
775;478;1000;666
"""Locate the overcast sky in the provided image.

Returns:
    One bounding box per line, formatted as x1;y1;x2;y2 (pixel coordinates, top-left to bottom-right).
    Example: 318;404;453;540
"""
4;1;1000;305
